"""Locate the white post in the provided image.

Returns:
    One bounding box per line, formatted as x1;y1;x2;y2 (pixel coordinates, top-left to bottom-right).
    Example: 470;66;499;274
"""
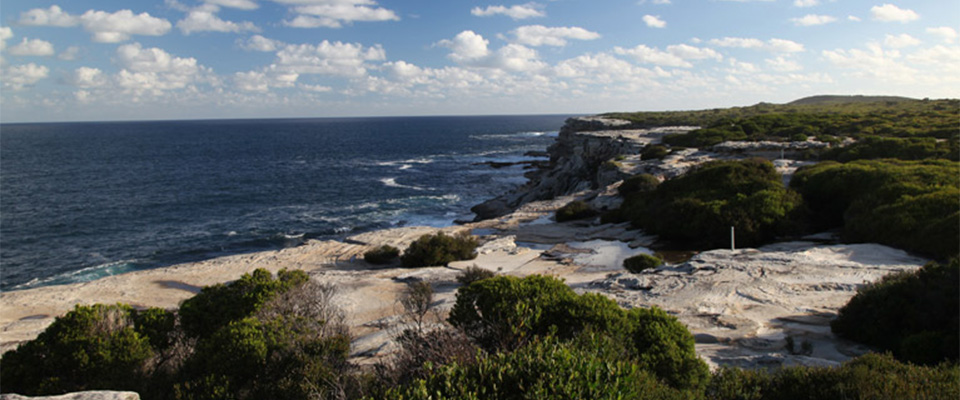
730;226;735;251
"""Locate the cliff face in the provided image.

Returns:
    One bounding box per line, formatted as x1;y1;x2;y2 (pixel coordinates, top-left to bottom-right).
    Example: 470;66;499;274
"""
471;117;669;220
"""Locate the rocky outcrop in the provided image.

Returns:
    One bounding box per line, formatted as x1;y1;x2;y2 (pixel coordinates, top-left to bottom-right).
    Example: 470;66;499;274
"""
0;392;139;400
471;117;696;220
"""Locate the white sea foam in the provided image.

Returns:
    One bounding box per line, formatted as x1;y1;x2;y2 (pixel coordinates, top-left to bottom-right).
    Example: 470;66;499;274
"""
380;177;426;191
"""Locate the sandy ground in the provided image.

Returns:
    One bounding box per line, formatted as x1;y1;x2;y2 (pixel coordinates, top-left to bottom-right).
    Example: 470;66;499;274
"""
0;196;927;370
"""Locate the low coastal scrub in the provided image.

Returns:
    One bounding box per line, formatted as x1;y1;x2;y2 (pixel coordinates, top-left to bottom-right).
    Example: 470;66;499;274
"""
619;159;804;248
832;259;960;365
364;245;400;265
624;253;663;273
554;200;599;222
618;173;660;196
641;144;670;160
400;232;478;268
791;159;959;259
822;136;958;162
455;265;496;285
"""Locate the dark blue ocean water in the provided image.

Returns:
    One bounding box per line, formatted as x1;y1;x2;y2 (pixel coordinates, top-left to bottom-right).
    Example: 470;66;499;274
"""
1;115;571;290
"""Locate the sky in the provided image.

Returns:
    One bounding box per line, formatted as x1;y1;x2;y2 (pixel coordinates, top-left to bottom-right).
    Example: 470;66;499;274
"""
0;0;957;122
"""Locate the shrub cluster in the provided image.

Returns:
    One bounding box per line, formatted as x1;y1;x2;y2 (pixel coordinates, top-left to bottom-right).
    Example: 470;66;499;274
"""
619;159;804;248
455;265;496;285
618;173;660;196
832;259;959;365
791;159;959;259
641;144;670;160
822;136;957;162
363;245;400;265
400;232;478;268
554;200;598;222
624;253;663;273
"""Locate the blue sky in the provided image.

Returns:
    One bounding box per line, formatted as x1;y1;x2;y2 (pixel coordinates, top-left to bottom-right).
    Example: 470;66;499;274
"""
0;0;957;122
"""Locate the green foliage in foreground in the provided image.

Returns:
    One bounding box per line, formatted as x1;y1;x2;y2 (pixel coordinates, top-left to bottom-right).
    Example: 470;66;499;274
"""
791;159;960;259
554;200;598;222
364;245;401;265
400;232;479;268
832;260;960;366
624;253;663;273
448;275;710;389
0;304;168;395
621;159;804;248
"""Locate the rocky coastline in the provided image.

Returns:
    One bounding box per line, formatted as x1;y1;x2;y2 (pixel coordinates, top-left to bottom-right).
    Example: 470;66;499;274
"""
0;116;926;371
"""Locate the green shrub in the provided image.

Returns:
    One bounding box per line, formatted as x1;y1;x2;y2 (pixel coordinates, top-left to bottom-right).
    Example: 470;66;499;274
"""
380;336;684;400
364;245;400;265
641;144;670;160
789;133;808;142
179;268;309;339
555;200;598;222
831;259;959;365
822;136;956;162
628;307;710;389
791;159;959;259
0;304;161;395
619;173;660;196
400;232;478;268
625;159;805;248
455;265;496;286
624;253;663;273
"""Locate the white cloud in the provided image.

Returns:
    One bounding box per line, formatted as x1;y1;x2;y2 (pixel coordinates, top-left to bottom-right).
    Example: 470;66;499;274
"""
822;43;916;82
0;27;15;52
240;35;284;51
439;31;490;63
8;38;55;56
907;45;960;67
59;46;81;60
870;4;919;23
642;15;667;28
848;15;862;22
3;63;49;90
794;0;819;7
471;3;545;20
234;68;298;92
926;27;957;44
884;33;921;48
791;14;837;26
637;0;672;4
206;0;259;10
766;56;802;71
71;67;107;88
19;5;79;27
614;44;721;67
81;10;173;42
117;43;201;75
508;25;600;47
554;52;653;84
709;37;805;52
274;41;386;77
491;44;545;72
285;2;399;28
177;8;259;34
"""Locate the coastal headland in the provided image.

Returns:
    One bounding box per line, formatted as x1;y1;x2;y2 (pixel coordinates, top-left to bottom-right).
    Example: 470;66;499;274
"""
1;107;934;370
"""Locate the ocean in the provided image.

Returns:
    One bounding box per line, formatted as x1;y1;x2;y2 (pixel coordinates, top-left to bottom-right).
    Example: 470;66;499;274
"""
0;115;571;290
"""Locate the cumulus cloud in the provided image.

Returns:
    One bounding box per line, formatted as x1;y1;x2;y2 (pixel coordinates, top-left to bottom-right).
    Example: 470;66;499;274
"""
7;38;55;56
177;7;259;34
870;4;919;23
794;0;819;7
439;31;490;63
206;0;259;10
59;46;81;60
20;6;196;42
3;63;49;90
71;66;107;88
283;1;399;28
614;44;721;68
926;27;957;44
471;3;545;20
642;15;666;28
274;41;386;77
822;43;916;82
234;68;298;92
438;31;545;72
848;15;862;22
709;37;805;52
508;25;600;47
240;35;284;51
883;34;921;48
791;14;837;26
0;27;15;52
906;45;960;67
116;43;200;75
19;5;79;27
766;56;802;71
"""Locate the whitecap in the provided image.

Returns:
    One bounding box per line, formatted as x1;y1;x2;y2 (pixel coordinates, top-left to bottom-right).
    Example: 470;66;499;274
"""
380;177;426;191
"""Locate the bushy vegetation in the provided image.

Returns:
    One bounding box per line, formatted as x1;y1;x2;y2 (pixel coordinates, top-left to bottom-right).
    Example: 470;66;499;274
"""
618;173;660;196
822;136;958;162
620;159;804;248
554;200;599;222
364;245;400;265
791;159;959;259
641;144;671;160
455;265;496;285
400;232;478;268
448;275;710;389
624;253;663;273
832;260;959;366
